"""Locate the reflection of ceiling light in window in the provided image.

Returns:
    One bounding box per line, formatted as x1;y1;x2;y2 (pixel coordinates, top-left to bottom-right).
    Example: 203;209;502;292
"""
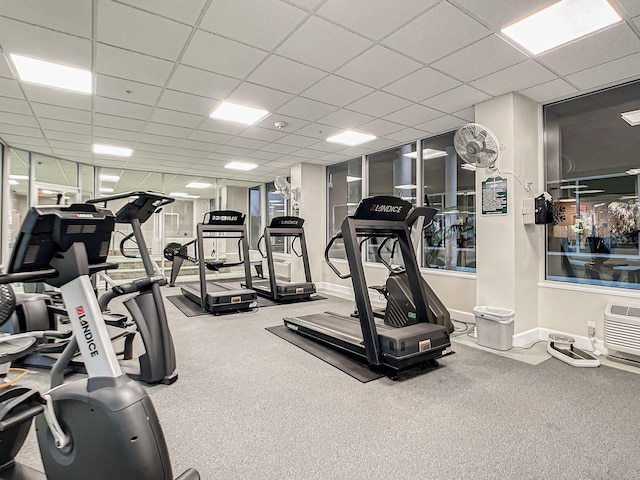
403;148;448;159
209;101;270;125
578;189;604;194
9;180;19;185
169;192;200;199
99;174;120;182
461;163;476;171
326;130;376;146
395;184;417;189
10;53;92;94
625;168;640;175
185;182;212;189
100;187;114;193
501;0;622;55
9;174;29;180
225;161;258;171
40;189;55;194
93;144;133;157
347;202;359;206
620;195;638;200
621;109;640;126
346;176;361;182
560;184;588;189
558;198;576;202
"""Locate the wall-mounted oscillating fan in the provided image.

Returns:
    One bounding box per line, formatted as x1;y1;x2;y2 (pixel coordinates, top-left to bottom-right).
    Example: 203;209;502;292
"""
274;175;300;202
453;123;500;170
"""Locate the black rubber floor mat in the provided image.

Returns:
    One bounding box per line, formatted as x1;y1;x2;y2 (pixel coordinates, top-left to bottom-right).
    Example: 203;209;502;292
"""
265;325;384;383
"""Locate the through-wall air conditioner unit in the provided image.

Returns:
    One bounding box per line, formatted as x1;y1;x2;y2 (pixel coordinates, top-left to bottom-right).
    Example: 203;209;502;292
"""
604;304;640;363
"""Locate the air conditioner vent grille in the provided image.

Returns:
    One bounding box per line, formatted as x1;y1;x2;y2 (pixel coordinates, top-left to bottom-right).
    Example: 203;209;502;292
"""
604;304;640;357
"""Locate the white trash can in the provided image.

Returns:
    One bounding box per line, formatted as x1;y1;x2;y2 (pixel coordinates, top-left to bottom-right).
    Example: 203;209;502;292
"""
473;306;515;351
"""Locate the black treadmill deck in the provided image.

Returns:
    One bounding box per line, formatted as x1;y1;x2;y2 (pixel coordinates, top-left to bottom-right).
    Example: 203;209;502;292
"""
181;281;257;313
248;279;316;302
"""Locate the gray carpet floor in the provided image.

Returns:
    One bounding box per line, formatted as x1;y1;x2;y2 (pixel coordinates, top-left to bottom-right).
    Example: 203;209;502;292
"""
13;286;640;479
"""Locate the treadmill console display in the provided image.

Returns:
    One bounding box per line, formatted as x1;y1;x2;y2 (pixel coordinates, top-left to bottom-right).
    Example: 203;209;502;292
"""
269;216;304;228
7;204;115;273
353;196;412;221
203;210;245;225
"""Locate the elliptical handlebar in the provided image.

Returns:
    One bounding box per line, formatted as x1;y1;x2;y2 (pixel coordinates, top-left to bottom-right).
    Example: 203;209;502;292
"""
324;233;351;279
86;190;175;209
119;232;139;259
0;268;58;285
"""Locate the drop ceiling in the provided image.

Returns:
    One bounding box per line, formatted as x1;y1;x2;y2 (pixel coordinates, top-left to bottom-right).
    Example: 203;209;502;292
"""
0;0;639;183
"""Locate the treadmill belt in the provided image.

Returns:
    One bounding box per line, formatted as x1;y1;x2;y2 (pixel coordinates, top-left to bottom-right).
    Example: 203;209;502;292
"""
266;325;384;383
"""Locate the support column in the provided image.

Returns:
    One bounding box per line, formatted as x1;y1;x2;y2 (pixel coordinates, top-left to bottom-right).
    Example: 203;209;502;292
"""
475;93;542;335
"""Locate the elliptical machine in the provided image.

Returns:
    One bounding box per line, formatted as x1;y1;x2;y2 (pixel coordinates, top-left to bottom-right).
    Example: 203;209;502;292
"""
0;203;199;479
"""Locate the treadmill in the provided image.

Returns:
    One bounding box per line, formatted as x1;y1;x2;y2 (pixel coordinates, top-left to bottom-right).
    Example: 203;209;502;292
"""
283;196;452;376
249;216;316;302
180;210;258;313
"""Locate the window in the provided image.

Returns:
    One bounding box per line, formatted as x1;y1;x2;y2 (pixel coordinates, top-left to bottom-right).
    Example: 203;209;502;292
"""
545;80;640;289
248;185;261;249
327;158;362;259
367;143;416;263
266;181;286;253
422;133;476;272
8;148;29;253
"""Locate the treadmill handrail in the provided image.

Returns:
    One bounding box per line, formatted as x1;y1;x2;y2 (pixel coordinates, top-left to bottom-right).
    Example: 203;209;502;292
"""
257;235;267;258
324;233;351;279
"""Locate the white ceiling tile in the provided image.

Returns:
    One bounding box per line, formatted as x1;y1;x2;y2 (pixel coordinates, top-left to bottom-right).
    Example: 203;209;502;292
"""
135;142;174;153
565;52;640;90
284;0;324;11
39;118;91;135
200;0;307;50
2;135;49;147
0;96;32;115
93;125;140;141
277;16;372;71
0;0;92;37
21;84;91;110
276;133;322;147
95;43;173;86
227;82;294;112
453;107;475;122
422;85;491;113
96;74;162;106
149;108;204;128
619;1;640;16
304;140;343;153
0;122;43;138
452;0;558;30
261;143;299;154
215;144;254;156
336;146;374;157
0;54;13;78
383;2;490;64
180;138;223;151
276;97;336;122
317;109;374;129
188;130;233;145
357;118;405;136
44;130;89;143
94;96;153;120
318;153;347;163
116;0;208;26
0;77;22;99
200;118;248;136
97;0;192;60
94;113;147;131
635;15;640;29
432;35;528;82
317;0;438;40
538;24;640;76
382;127;427;143
362;138;398;151
292;148;325;159
415;115;465;135
169;65;239;99
0;111;38;127
470;60;557;96
158;90;217;116
301;75;374;106
0;17;92;69
145;122;192;139
139;133;178;147
384;104;442;126
31;102;91;123
239;126;287;142
228;137;268;150
252;116;308;137
336;45;422;89
382;67;461;101
49;142;88;152
182;30;268;79
292;123;342;140
346;91;412;117
169;147;206;158
247;55;326;95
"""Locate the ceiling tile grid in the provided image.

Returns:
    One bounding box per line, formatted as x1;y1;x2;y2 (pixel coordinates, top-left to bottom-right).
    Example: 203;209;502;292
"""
0;0;638;183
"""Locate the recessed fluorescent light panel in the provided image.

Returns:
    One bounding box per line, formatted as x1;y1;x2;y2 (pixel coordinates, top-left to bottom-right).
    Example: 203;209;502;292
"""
621;109;640;126
10;53;92;94
170;192;200;199
403;148;448;159
395;184;417;189
346;176;361;182
93;144;133;157
99;174;120;182
501;0;622;55
185;182;212;189
210;101;269;125
225;162;258;171
326;130;377;147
